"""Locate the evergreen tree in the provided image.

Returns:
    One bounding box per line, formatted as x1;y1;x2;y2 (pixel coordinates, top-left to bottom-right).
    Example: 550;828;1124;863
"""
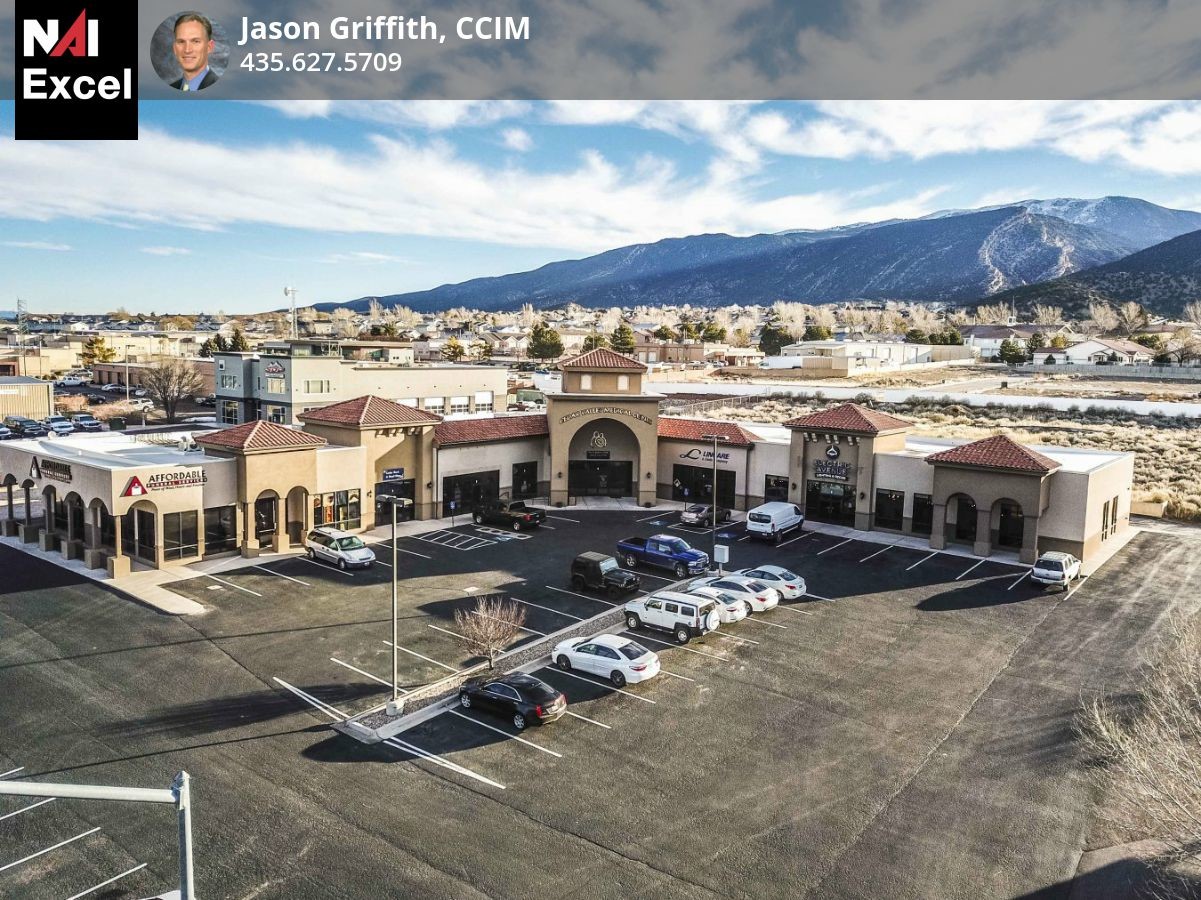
81;336;117;366
228;327;250;352
582;332;609;352
998;338;1027;364
213;333;230;353
198;338;215;358
1026;332;1047;355
758;318;794;356
609;322;636;355
801;325;832;341
528;320;564;361
652;325;678;342
701;322;727;342
904;328;928;344
441;337;465;362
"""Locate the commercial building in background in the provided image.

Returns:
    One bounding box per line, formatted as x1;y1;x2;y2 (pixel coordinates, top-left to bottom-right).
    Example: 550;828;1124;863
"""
0;350;1132;578
214;339;507;425
772;339;976;375
0;376;54;420
91;358;215;394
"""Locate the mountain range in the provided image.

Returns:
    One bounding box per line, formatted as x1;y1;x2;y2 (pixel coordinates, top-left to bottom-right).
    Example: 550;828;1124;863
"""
318;196;1201;316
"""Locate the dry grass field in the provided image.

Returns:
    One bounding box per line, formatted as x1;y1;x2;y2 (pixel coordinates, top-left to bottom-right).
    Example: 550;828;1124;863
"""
684;395;1201;522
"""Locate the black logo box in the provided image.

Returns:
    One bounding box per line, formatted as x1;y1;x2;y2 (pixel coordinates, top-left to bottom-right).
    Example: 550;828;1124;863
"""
15;0;138;140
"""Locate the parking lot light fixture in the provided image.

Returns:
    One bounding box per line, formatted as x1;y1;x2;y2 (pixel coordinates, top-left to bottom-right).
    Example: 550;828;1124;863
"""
383;496;403;712
701;433;731;567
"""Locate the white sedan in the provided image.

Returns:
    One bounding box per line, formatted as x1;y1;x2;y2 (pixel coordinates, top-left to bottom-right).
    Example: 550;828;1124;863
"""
695;575;779;613
735;565;807;600
552;633;660;687
688;586;749;624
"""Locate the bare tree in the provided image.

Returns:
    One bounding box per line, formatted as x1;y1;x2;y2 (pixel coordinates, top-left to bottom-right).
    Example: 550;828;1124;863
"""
1115;301;1149;338
1031;303;1064;327
141;358;204;423
906;305;941;332
453;596;527;669
1183;301;1201;331
975;302;1011;325
809;305;837;330
366;298;384;321
1088;300;1120;335
1167;327;1200;365
947;309;973;328
331;308;359;338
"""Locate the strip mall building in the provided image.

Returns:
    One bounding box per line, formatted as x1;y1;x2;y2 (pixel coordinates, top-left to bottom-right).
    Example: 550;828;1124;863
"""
0;349;1132;578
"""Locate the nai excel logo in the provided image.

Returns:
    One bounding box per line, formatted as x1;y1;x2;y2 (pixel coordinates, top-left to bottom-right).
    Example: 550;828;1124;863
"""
16;1;138;140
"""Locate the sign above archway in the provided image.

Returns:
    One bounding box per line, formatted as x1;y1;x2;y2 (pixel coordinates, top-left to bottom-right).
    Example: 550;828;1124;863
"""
558;406;654;426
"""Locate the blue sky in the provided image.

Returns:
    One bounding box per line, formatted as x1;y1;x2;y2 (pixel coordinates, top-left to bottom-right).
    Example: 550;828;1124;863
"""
2;100;1201;315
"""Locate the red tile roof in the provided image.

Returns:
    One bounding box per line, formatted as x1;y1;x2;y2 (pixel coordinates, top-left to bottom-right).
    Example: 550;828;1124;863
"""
657;417;756;447
435;414;549;446
783;403;911;435
560;348;646;371
195;420;327;452
926;434;1059;474
298;396;441;427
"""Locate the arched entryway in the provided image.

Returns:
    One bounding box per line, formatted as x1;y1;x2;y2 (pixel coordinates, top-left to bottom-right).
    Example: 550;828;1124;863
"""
285;486;308;546
566;418;639;499
88;498;116;554
122;499;158;564
62;491;86;548
944;493;978;544
254;490;280;548
993;498;1024;550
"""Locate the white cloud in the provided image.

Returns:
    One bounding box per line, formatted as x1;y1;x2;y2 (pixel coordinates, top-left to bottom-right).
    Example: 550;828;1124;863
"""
3;240;71;251
140;246;191;256
321;251;411;265
501;128;533;152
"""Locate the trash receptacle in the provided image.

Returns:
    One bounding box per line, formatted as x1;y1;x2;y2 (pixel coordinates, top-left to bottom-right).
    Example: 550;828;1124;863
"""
1000;381;1008;389
108;416;126;431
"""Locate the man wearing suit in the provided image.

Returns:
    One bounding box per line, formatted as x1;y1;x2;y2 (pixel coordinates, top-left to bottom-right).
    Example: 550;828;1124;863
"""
171;13;219;91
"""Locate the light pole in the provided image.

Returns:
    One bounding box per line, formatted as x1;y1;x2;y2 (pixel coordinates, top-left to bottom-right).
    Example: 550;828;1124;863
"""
701;433;730;567
124;341;131;404
382;495;403;713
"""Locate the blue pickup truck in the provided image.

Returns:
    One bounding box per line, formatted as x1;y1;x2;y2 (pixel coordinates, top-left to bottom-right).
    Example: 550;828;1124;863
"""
616;534;710;578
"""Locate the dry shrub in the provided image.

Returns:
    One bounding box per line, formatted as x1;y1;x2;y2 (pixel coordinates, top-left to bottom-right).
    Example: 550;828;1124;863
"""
53;395;88;414
453;595;527;668
1079;615;1201;894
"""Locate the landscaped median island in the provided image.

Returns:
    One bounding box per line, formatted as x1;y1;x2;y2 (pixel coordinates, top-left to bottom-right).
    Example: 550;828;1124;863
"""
678;393;1201;521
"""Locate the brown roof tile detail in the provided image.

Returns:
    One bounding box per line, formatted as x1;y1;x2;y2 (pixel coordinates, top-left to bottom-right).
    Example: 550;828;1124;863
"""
658;417;755;446
298;395;441;427
783;403;912;435
435;415;549;446
926;434;1059;474
560;348;646;371
195;420;326;452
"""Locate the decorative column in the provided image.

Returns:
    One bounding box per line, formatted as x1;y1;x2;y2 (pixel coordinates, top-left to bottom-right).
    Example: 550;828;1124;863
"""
240;500;259;558
973;505;993;558
1020;514;1040;565
2;482;16;537
39;491;58;553
272;496;287;552
107;513;130;578
928;501;948;550
62;501;83;560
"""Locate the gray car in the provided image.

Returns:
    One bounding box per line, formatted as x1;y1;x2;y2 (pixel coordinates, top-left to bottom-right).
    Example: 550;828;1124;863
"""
304;527;376;569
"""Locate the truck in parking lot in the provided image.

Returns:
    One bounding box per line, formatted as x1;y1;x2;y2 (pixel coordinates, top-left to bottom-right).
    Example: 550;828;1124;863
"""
616;534;710;578
570;552;642;597
472;498;547;531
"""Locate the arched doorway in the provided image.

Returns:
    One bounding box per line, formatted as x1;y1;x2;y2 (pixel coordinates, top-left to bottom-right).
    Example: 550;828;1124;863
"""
945;493;978;544
286;486;308;546
122;499;158;563
993;498;1024;549
88;498;116;552
63;491;86;545
254;490;280;548
567;418;639;499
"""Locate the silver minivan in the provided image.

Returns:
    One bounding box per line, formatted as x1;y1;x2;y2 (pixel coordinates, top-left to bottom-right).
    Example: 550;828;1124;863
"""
745;501;805;543
304;527;376;569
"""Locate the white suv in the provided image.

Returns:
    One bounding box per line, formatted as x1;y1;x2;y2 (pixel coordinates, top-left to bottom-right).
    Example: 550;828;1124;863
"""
305;527;376;569
1030;552;1081;589
624;592;720;644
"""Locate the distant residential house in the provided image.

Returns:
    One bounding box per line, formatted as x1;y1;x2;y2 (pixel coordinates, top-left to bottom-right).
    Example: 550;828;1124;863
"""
959;324;1074;359
1042;339;1154;366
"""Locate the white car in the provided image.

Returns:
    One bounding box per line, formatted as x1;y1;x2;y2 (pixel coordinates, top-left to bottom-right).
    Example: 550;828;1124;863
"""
685;586;749;624
694;574;779;613
41;415;75;436
304;527;376;569
552;633;660;687
735;565;807;600
100;383;124;392
128;398;155;410
1030;552;1081;589
55;376;87;387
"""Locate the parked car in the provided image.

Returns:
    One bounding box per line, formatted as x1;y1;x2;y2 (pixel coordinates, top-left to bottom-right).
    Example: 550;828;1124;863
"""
41;415;75;436
100;383;124;392
458;673;566;730
304;527;376;569
745;501;805;543
624;591;720;644
87;395;107;405
193;394;216;406
127;398;155;410
553;633;660;687
570;551;641;597
693;574;780;614
616;534;710;578
472;498;547;531
55;376;87;387
1030;551;1082;589
685;586;749;624
132;388;148;397
0;425;12;441
734;565;807;600
69;414;102;432
680;504;731;527
3;416;46;437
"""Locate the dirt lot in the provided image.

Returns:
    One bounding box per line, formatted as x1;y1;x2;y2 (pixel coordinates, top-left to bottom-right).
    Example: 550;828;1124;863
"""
989;374;1201;403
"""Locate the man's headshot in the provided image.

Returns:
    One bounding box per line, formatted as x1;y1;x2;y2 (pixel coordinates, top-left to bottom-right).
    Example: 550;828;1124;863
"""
170;13;218;91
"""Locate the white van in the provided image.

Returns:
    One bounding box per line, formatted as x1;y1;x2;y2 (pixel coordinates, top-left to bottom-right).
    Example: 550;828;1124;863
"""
745;501;805;543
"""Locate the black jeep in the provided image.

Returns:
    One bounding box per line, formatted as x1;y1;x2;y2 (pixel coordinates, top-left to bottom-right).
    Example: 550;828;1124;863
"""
570;552;642;598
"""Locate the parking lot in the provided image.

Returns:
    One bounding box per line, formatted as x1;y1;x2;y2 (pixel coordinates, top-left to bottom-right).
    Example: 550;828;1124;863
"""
4;512;1200;898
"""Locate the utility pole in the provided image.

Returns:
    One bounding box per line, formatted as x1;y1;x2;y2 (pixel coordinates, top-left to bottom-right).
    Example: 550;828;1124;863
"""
701;433;730;568
284;286;298;339
383;495;403;713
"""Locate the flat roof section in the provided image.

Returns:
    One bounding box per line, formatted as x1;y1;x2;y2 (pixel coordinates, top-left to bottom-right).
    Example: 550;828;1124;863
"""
4;432;229;470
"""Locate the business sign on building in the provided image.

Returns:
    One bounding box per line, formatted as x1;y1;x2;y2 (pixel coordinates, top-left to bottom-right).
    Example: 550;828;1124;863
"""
558;406;654;426
678;447;731;464
29;457;72;482
263;361;286;376
122;469;207;496
813;459;851;481
382;468;405;482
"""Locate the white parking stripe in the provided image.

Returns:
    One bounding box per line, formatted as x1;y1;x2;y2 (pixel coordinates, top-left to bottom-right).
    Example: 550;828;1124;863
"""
1008;570;1032;591
711;630;760;645
546;515;580;523
273;677;346;720
383;640;458;672
542;667;657;703
658;669;696;683
427;623;467;641
955;559;988;581
0;827;100;874
817;538;853;556
565;710;611;729
299;558;355;577
0;766;24;779
740;616;787;629
509;598;584;621
540;524;556;530
447;709;563;757
394;546;433;559
65;863;148;900
0;798;53;822
775;605;814;615
637;511;669;522
669;524;710;535
252;565;310;586
621;632;730;661
906;551;939;571
330;657;401;690
382;737;506;790
778;531;814;548
632;571;679;582
203;573;263;596
859;544;893;562
544;585;619;606
737;534;752;542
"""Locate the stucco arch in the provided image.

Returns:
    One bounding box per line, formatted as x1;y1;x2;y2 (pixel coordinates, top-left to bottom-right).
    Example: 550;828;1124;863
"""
555;414;657;504
991;497;1025;550
943;492;978;545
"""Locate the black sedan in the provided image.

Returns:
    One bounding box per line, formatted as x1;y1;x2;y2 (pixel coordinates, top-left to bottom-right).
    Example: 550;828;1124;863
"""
458;673;566;730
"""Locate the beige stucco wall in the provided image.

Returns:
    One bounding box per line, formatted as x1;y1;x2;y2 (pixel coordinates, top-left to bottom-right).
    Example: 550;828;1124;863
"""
438;437;549;498
874;453;934;518
656;438;751;505
546;394;659;506
562;371;643;394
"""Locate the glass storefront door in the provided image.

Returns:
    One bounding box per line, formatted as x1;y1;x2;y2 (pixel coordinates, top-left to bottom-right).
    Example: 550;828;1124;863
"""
568;461;633;498
805;480;856;525
954;496;978;542
376;479;415;524
512;462;538;499
255;496;277;547
671;464;736;508
442;471;499;517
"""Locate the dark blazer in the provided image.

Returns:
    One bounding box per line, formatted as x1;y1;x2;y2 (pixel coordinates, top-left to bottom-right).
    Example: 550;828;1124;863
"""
171;69;219;91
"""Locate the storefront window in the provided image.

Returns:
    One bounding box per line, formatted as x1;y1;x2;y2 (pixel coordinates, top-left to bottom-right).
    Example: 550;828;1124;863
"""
874;489;905;531
163;511;199;561
204;506;237;555
912;494;933;535
449;396;470;414
423;397;445;414
474;391;493;412
672;464;735;508
265;405;287;424
764;474;789;503
265;377;287;394
312;490;362;529
220;400;239;425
